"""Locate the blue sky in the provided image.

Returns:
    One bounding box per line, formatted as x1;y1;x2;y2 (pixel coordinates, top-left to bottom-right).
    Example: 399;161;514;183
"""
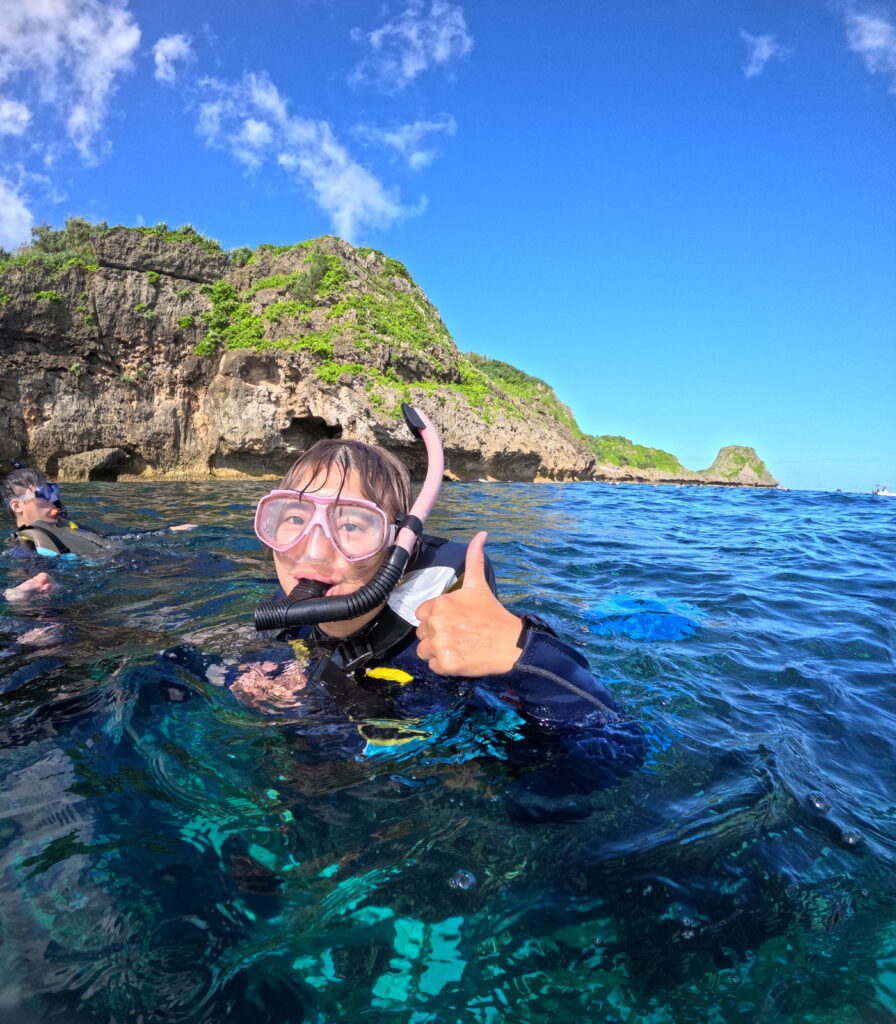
1;0;894;492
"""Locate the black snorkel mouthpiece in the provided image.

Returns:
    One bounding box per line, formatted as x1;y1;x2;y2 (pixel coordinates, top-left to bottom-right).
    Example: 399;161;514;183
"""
288;578;330;603
254;548;413;632
253;404;444;633
254;577;329;632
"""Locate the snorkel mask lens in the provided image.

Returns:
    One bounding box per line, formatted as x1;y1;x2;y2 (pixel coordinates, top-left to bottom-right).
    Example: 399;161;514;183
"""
34;483;61;503
255;492;395;561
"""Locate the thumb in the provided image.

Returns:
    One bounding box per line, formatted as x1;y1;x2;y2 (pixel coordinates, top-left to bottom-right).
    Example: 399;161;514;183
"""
461;531;490;590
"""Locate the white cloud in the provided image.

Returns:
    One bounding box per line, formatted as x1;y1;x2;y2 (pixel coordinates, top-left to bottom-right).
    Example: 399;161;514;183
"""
0;176;33;249
240;118;273;147
351;0;472;92
247;74;289;122
740;31;788;78
0;97;31;135
0;0;140;162
197;72;418;240
153;33;194;85
355;114;456;170
231;118;274;169
196;93;226;139
844;9;896;91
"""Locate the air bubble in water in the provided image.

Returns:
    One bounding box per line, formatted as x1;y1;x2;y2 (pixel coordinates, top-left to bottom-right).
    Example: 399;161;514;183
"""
808;792;831;813
447;869;478;891
841;829;863;848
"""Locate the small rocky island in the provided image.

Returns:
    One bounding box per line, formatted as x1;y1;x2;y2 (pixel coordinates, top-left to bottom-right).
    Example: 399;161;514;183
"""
0;222;778;487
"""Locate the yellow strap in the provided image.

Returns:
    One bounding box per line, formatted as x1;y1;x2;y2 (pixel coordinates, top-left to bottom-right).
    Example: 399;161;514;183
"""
364;666;414;685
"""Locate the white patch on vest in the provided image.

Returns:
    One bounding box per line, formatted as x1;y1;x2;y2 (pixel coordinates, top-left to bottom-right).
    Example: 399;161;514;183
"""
387;566;458;626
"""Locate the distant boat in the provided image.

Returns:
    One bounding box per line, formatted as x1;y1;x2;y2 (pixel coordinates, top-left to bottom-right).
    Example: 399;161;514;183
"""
872;486;896;497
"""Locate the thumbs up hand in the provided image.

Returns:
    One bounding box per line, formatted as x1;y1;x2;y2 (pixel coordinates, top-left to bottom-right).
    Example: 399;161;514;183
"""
415;532;523;677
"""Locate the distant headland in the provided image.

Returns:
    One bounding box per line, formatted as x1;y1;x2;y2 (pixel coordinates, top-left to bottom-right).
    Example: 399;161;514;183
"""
0;219;778;488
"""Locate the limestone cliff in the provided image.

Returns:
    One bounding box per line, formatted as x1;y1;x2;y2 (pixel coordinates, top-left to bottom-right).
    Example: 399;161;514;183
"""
697;446;777;487
0;226;778;487
584;449;777;487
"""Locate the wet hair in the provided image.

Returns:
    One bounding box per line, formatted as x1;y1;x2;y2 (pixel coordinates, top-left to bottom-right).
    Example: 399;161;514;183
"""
280;439;412;524
1;466;49;518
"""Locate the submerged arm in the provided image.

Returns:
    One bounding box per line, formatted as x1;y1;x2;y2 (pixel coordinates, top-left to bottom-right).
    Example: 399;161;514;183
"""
485;631;648;821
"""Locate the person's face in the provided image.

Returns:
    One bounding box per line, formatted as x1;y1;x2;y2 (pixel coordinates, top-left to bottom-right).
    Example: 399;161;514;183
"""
9;488;60;527
272;467;388;636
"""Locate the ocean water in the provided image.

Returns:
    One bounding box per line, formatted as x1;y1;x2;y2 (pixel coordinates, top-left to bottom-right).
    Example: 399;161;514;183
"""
1;481;894;1023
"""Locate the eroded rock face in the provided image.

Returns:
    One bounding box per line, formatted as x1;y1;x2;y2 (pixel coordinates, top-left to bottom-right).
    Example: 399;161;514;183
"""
0;230;777;487
0;232;593;482
92;227;229;282
57;447;134;481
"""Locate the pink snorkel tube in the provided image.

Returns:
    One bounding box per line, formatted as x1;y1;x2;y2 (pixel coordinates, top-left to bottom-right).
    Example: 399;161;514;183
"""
254;403;444;632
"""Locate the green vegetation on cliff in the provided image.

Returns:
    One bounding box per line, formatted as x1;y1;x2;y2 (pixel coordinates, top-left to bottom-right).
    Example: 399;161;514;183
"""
195;281;265;354
0;217;222;275
0;218;103;274
464;354;583;434
133;223;223;255
585;434;686;473
183;236;484;417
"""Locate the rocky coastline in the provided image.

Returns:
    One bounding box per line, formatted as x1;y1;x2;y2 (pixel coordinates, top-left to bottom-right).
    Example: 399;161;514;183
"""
0;227;778;488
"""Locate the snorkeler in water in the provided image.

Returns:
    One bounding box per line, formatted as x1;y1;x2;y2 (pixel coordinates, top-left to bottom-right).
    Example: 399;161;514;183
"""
2;466;196;558
230;406;646;821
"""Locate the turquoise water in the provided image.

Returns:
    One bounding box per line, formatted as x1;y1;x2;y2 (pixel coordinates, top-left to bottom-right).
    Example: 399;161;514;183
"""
1;481;894;1023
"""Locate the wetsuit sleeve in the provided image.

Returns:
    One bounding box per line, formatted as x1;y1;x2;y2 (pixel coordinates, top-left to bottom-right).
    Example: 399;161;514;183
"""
482;629;648;822
483;553;498;596
504;629;619;722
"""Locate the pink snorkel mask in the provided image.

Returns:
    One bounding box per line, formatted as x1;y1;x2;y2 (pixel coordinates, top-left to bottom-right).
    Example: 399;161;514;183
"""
254;404;444;631
255;491;396;561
